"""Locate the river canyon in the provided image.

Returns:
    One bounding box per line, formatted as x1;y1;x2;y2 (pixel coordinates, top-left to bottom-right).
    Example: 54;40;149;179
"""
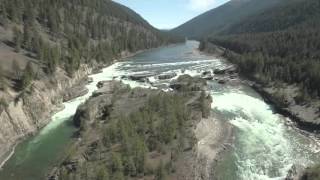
0;41;319;180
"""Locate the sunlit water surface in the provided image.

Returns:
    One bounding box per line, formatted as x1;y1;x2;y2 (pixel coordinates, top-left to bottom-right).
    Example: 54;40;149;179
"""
0;41;319;180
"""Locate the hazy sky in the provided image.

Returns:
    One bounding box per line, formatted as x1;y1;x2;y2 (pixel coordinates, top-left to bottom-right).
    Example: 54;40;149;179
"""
113;0;230;29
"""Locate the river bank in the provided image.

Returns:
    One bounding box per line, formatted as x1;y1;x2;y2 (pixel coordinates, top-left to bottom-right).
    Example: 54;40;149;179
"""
199;41;320;135
0;64;93;169
3;40;317;180
0;44;169;170
194;116;234;179
48;74;234;180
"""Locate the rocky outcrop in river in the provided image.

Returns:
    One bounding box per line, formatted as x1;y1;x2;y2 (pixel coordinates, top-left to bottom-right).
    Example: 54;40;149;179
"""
48;76;233;180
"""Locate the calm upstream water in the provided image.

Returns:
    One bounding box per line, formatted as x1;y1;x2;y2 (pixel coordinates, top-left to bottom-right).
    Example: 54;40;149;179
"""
1;41;319;180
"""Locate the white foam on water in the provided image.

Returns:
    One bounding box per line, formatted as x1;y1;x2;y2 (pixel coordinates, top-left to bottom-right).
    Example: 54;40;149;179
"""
9;48;319;180
30;62;123;144
123;59;220;68
211;91;318;180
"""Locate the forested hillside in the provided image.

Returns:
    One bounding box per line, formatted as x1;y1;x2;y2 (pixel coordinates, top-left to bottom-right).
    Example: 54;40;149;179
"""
171;0;286;38
0;0;181;93
202;0;320;98
52;78;211;180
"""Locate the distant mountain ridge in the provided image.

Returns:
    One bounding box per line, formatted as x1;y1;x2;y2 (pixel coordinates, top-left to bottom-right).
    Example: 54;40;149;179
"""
197;0;320;138
171;0;286;38
0;0;182;170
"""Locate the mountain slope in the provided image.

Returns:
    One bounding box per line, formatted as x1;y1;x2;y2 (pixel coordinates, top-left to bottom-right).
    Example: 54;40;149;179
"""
170;0;285;38
0;0;182;102
199;0;320;128
0;0;181;85
0;0;181;168
221;0;319;34
206;0;320;94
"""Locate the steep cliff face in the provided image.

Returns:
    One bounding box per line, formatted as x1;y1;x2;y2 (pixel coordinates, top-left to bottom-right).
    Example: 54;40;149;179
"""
0;0;182;167
49;77;215;180
0;65;92;165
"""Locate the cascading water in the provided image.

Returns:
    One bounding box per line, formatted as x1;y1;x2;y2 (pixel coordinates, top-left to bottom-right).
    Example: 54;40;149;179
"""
211;85;320;180
0;41;319;180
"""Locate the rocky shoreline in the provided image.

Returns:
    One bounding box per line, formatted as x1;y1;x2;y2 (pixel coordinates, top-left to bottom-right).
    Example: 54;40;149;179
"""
0;64;94;169
194;116;234;179
47;75;234;180
250;83;320;133
0;47;156;169
200;42;320;180
200;41;320;134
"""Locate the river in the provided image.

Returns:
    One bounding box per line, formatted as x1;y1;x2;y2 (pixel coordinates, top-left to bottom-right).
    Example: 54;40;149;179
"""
0;41;319;180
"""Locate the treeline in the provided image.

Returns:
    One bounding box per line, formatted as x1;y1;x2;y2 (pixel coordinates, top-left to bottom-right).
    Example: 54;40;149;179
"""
0;0;182;90
202;0;320;98
222;0;319;35
59;93;193;180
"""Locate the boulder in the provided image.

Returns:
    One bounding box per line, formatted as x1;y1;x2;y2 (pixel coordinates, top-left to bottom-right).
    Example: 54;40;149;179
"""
129;73;155;81
158;72;177;80
202;75;214;80
153;83;169;89
226;66;238;74
87;77;93;83
230;75;237;79
94;81;127;97
74;82;120;128
97;81;110;88
218;79;226;84
201;71;213;80
214;66;238;75
214;69;226;75
170;75;206;91
63;85;89;102
202;71;211;76
285;164;304;180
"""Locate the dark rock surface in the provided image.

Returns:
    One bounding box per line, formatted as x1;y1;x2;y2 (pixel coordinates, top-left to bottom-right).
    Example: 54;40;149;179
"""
285;164;304;180
129;73;155;82
63;84;89;102
252;83;320;132
50;76;213;180
218;79;226;84
158;72;177;80
170;74;207;91
214;66;237;75
74;81;127;128
214;68;226;75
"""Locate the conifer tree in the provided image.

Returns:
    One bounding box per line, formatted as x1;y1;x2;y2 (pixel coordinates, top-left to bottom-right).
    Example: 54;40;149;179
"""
21;61;34;89
0;66;7;91
13;26;22;52
12;59;21;79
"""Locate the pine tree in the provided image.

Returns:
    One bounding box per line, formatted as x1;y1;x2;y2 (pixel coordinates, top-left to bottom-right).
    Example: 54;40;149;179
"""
23;24;33;50
124;157;136;177
200;90;210;118
111;153;123;173
0;1;8;26
133;137;146;174
12;59;21;80
155;160;166;180
112;171;124;180
96;167;109;180
13;26;22;52
21;61;34;89
0;66;8;91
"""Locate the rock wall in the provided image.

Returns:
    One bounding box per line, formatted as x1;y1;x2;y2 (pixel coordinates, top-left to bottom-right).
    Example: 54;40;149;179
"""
0;65;92;166
200;41;320;133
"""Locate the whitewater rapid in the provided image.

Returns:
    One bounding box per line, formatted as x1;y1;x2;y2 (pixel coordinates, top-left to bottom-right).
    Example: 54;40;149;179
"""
211;87;320;179
1;41;319;180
